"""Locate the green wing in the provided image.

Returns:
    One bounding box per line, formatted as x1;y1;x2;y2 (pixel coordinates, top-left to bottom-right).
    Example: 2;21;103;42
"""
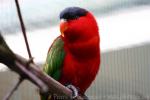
43;37;65;80
41;37;65;100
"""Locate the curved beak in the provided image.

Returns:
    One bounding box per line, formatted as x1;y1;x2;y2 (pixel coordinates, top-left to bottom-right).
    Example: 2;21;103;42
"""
60;19;68;37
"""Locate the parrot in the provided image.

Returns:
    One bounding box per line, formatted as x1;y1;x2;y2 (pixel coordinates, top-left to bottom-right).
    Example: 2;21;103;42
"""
41;7;100;100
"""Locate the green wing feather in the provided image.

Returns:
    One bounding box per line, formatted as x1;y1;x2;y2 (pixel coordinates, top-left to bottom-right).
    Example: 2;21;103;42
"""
41;37;65;100
43;37;65;80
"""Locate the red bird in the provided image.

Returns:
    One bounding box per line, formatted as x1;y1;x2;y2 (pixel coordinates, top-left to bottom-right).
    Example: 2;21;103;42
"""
42;7;100;100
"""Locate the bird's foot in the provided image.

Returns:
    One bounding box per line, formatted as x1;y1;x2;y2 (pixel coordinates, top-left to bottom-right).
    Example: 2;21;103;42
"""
66;84;79;99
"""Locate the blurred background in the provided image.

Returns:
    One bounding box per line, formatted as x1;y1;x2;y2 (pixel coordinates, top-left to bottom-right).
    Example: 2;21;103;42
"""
0;0;150;100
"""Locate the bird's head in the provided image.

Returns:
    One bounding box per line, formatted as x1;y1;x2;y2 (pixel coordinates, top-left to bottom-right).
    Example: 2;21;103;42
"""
59;7;99;43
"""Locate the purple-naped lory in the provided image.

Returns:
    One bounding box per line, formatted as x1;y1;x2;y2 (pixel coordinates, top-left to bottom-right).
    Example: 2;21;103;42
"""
41;7;100;100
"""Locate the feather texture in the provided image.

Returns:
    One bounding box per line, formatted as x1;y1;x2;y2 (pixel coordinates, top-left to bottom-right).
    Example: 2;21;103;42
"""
43;36;65;80
41;36;65;100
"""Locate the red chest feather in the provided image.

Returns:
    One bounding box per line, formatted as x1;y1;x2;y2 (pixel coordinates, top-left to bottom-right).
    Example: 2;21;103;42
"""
59;35;100;94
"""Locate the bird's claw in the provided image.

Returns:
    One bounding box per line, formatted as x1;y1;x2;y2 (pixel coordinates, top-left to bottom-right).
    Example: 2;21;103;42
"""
66;84;78;99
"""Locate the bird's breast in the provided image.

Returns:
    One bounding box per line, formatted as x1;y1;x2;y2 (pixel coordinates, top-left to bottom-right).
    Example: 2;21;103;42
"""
59;49;100;93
